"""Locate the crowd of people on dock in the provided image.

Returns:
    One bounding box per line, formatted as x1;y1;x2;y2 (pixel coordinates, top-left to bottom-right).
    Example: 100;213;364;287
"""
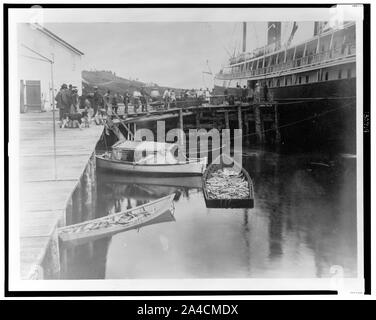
54;84;150;129
232;81;271;103
54;80;270;130
54;83;220;130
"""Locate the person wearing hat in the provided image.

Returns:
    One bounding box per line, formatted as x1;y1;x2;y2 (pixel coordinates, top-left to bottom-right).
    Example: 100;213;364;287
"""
247;84;254;103
123;91;130;115
70;86;79;113
55;84;64;120
55;84;70;122
92;86;103;116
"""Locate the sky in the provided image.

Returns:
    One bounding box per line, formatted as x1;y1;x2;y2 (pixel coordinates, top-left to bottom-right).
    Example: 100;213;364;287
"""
46;21;314;89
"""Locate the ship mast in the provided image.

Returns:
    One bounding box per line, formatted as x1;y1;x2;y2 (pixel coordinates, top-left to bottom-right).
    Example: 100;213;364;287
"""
242;22;247;52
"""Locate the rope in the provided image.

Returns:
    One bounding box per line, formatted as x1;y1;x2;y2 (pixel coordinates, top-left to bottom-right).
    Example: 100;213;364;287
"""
241;99;356;138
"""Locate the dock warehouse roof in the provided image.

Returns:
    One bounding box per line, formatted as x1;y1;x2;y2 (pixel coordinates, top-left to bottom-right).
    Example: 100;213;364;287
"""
30;23;84;56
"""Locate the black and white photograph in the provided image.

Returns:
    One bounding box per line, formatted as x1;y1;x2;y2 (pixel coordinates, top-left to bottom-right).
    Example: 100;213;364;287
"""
4;3;370;296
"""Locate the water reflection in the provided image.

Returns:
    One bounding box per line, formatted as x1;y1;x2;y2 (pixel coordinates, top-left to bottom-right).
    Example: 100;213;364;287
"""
61;149;357;279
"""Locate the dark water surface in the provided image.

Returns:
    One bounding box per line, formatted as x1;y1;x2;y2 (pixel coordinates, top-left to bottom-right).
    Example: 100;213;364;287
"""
61;148;357;279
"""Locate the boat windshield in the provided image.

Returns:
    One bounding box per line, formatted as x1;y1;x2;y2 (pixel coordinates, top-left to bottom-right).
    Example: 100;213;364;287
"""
112;149;135;162
112;141;180;164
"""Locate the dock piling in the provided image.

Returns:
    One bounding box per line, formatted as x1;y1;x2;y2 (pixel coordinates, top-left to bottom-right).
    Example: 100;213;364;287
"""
274;103;281;144
237;106;242;130
254;104;265;144
224;111;230;129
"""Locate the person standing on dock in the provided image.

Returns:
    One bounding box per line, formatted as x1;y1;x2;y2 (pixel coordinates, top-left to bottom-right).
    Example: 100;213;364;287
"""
55;84;67;121
123;91;130;115
163;89;170;110
247;85;254;103
112;93;119;114
242;85;248;103
133;90;141;114
103;90;111;113
93;86;103;116
140;87;148;112
71;87;79;113
170;90;176;108
203;88;211;107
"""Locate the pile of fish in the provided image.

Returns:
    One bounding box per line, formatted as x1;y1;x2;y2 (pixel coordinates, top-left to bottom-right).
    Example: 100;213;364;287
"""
206;167;250;199
59;211;150;235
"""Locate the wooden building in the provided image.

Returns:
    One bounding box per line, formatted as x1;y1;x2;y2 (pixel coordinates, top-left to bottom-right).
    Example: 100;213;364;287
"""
18;23;84;112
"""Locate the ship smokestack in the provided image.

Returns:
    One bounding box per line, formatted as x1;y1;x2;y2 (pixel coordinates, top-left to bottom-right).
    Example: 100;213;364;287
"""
242;22;247;52
267;22;281;45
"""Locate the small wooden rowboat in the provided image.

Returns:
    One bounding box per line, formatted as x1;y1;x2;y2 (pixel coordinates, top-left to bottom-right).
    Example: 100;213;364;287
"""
58;193;175;245
202;156;254;208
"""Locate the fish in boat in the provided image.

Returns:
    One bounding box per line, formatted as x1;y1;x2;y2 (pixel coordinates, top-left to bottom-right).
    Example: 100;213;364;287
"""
58;193;175;245
202;155;254;208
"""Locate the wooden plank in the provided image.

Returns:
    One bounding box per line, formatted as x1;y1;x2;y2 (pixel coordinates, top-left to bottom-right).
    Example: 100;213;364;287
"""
19;111;103;279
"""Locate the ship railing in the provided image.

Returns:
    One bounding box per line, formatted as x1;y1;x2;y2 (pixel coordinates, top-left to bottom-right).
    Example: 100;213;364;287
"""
217;43;356;80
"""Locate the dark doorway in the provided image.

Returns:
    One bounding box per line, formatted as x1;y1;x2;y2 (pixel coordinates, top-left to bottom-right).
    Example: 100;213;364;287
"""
25;80;42;112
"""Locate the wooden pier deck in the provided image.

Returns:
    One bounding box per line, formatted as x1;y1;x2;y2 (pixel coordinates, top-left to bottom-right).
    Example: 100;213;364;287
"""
19;111;103;279
110;101;278;144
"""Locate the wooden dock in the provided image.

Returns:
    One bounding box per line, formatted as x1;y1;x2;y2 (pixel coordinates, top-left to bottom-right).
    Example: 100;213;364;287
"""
19;111;103;279
110;102;279;144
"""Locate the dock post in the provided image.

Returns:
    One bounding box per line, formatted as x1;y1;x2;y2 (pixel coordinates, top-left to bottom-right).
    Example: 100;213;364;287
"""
224;111;230;129
244;113;250;140
83;161;93;221
254;104;265;144
72;181;83;224
90;154;97;215
274;103;281;144
237;106;242;130
65;197;73;226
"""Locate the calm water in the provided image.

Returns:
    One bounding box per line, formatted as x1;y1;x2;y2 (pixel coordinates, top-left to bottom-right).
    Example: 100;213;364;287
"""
61;148;357;279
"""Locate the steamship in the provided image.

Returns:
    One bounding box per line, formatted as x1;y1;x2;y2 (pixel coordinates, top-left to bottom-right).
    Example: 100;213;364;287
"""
214;22;357;152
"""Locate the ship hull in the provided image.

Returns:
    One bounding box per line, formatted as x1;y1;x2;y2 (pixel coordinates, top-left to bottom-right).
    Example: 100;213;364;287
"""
213;78;356;101
213;78;357;153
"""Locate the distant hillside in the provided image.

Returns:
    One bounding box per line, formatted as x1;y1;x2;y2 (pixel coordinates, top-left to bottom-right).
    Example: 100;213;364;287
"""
82;70;184;97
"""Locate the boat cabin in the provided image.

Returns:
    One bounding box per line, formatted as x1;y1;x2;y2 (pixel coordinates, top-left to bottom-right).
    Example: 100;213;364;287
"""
111;140;179;164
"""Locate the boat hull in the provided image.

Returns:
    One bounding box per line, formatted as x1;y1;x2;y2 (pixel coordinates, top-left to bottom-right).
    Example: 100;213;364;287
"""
213;78;356;101
96;155;207;175
59;194;175;245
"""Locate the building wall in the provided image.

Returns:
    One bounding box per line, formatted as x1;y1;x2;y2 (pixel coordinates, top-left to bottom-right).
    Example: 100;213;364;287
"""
18;23;83;111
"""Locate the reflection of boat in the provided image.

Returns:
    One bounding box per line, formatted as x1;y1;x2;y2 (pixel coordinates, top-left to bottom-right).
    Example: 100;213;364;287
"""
98;171;203;189
116;183;178;200
203;156;254;208
58;194;175;245
96;140;207;175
